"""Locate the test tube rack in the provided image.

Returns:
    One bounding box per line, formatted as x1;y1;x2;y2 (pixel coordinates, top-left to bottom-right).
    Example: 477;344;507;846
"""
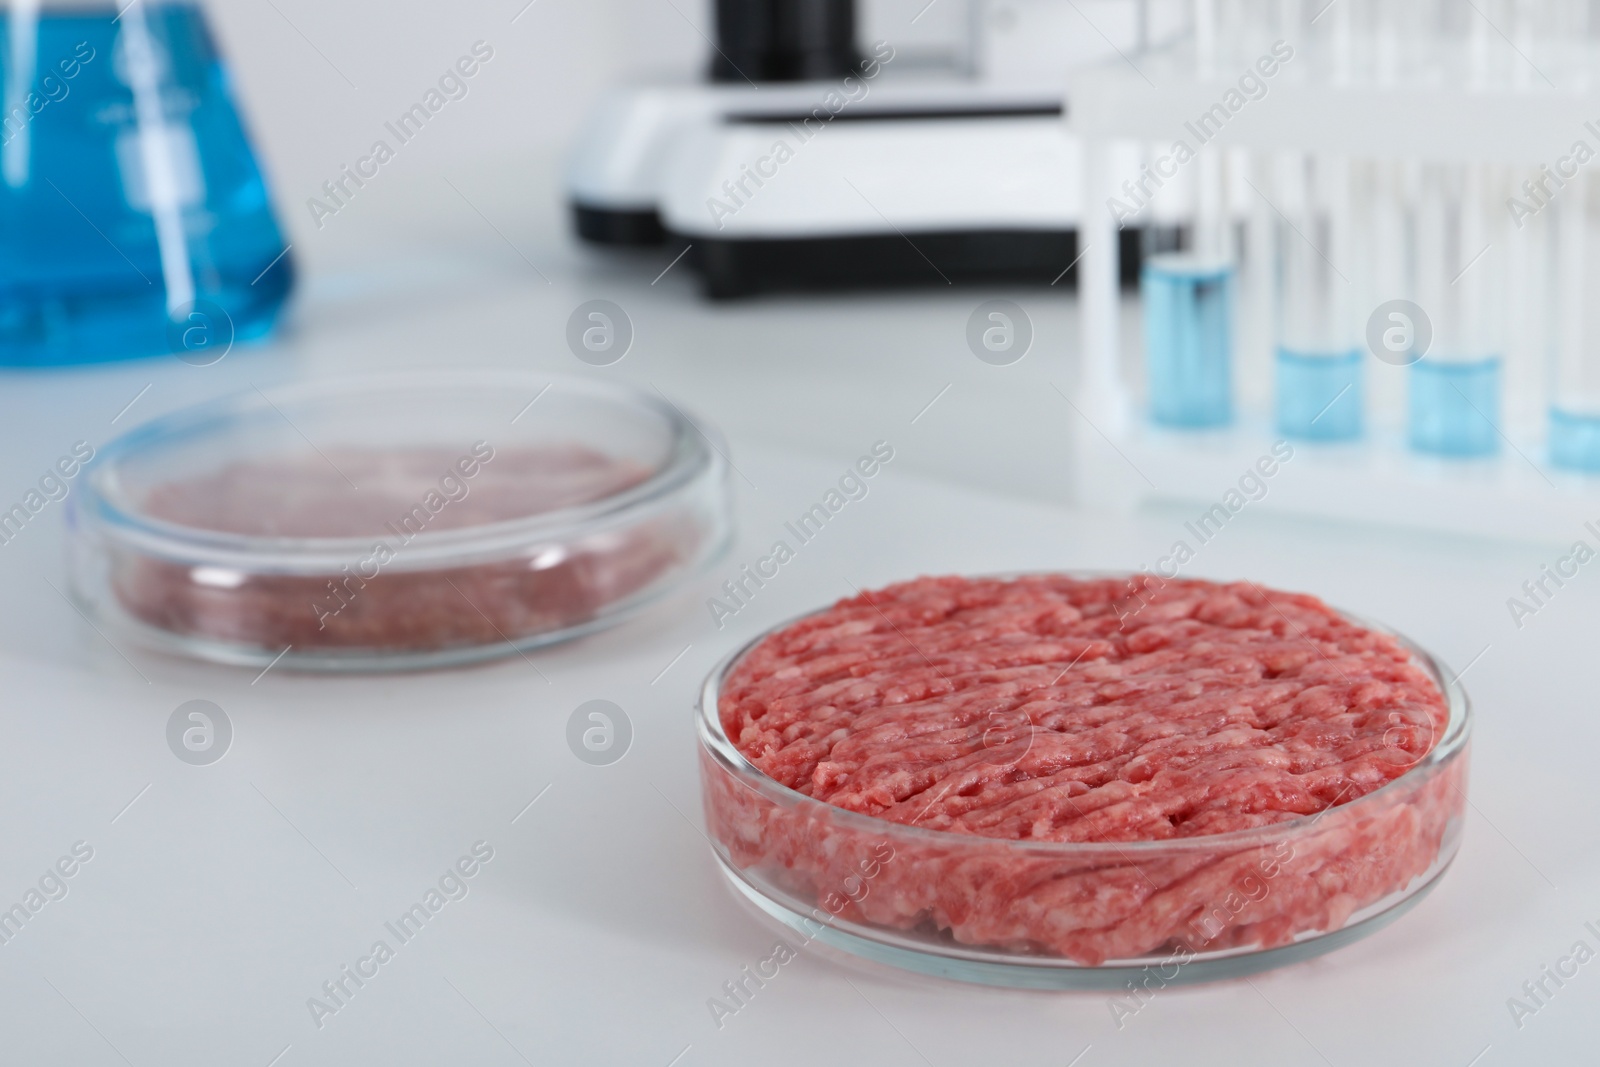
1065;37;1600;545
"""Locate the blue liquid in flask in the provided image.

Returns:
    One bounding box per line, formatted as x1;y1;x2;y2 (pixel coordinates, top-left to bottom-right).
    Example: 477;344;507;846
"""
1143;255;1234;428
1276;347;1362;441
1408;357;1501;457
0;4;292;365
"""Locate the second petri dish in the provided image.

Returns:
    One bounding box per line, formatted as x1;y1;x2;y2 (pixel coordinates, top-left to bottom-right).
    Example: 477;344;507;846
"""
67;372;732;671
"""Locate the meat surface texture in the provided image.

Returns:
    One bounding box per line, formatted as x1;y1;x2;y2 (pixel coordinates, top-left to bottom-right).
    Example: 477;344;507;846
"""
705;575;1464;964
111;446;687;652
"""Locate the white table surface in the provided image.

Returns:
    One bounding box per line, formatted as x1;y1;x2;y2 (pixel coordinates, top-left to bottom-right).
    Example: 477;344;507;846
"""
1;168;1595;1067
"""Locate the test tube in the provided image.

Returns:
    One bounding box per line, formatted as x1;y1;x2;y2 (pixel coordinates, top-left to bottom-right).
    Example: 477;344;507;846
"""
1327;0;1354;84
1366;0;1409;85
1408;163;1504;457
1549;170;1600;471
1565;0;1591;91
1143;150;1236;428
1275;154;1361;440
1505;0;1563;91
1218;0;1273;64
1195;0;1217;76
1273;0;1347;82
1348;158;1411;427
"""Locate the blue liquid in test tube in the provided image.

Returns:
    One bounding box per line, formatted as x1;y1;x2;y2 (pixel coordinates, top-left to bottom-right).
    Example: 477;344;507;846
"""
1408;357;1502;457
1549;409;1600;472
1276;348;1362;440
1143;254;1234;428
1547;169;1600;473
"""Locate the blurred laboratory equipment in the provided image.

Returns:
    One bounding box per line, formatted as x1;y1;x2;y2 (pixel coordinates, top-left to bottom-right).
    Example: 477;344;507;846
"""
709;0;859;82
567;0;1188;296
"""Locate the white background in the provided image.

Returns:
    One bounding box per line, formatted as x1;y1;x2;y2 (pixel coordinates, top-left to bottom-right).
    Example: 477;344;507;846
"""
1;1;1596;1064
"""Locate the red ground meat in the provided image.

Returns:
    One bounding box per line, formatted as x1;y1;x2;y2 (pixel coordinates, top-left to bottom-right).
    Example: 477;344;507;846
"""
137;444;648;538
110;445;687;653
705;575;1464;964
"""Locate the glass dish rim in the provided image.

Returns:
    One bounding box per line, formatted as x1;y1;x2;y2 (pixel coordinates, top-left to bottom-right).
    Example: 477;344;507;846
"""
697;570;1472;857
73;370;723;570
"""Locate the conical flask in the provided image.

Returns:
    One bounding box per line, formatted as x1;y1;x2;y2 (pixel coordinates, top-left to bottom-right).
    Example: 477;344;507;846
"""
1;0;292;365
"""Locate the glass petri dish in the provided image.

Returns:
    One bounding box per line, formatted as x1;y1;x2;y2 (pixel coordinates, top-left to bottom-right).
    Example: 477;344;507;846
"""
696;575;1470;989
67;372;732;671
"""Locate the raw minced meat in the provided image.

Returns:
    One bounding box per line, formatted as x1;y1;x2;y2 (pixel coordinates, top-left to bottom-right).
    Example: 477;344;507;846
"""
704;575;1465;964
720;574;1446;841
110;445;684;652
